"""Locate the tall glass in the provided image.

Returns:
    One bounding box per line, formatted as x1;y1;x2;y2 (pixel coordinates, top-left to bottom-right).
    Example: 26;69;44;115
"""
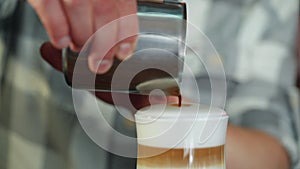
135;103;228;169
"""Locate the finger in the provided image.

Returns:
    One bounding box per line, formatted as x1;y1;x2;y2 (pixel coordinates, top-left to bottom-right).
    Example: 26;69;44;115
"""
116;0;138;60
88;0;119;74
40;42;63;72
28;0;70;49
61;0;94;50
88;47;115;74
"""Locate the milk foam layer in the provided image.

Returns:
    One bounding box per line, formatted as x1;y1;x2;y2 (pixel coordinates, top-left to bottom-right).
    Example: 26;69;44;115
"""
135;104;228;148
137;166;224;169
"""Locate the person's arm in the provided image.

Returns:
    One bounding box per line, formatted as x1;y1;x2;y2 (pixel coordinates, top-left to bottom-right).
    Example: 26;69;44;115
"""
188;0;299;168
228;0;299;168
225;78;300;168
226;124;290;169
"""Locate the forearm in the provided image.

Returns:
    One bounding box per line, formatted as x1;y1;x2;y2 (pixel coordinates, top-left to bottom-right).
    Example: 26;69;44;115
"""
226;124;290;169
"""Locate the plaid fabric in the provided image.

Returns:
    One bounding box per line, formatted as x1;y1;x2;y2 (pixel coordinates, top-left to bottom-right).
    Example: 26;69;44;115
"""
0;1;299;169
297;17;300;88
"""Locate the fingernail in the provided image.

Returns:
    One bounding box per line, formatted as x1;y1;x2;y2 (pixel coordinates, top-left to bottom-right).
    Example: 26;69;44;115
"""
58;36;70;48
94;59;112;74
117;43;133;60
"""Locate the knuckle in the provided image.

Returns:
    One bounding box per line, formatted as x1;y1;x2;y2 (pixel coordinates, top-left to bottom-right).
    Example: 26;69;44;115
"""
63;0;85;7
41;0;53;8
31;0;50;10
48;20;69;39
93;1;116;16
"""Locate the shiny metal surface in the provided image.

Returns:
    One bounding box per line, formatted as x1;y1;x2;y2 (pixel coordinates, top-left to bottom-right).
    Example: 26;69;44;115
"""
63;1;186;94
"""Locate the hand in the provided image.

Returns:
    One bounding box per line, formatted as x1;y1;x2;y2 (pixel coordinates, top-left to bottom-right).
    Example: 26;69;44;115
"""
28;0;138;74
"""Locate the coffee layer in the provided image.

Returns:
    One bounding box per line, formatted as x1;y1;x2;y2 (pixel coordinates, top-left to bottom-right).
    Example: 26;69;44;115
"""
137;144;225;168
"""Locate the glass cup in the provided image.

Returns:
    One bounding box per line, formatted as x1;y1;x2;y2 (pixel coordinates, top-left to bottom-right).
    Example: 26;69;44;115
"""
135;103;228;169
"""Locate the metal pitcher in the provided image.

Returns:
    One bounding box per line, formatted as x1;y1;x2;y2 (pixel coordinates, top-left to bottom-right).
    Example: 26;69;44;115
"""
62;0;187;95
